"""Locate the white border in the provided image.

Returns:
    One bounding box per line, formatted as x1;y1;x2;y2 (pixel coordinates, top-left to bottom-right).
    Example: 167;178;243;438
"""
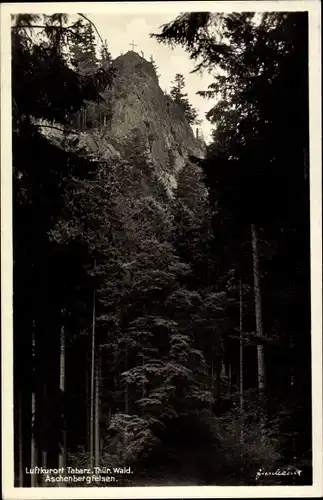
1;2;322;499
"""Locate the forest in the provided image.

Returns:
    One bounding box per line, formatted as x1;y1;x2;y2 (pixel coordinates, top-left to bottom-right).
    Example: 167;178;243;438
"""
12;11;311;487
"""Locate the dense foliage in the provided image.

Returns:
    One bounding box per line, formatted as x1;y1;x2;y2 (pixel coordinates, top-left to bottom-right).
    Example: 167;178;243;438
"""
12;11;311;488
12;12;113;485
153;10;311;482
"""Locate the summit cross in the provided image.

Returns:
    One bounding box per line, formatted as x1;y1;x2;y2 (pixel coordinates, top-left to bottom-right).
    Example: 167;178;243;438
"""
129;40;138;51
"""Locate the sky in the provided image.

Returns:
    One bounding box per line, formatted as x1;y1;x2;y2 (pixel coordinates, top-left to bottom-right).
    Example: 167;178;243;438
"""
85;13;216;142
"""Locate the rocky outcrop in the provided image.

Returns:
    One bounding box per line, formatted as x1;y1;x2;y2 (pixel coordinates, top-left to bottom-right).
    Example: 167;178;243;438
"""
107;51;204;160
39;51;206;195
83;51;205;193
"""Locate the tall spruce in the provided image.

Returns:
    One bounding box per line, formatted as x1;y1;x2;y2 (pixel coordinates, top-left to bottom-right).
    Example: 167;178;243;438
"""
170;73;199;125
12;13;113;485
153;10;310;474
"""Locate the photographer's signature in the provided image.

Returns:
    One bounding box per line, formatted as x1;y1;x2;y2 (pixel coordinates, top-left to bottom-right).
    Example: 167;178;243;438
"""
256;466;302;481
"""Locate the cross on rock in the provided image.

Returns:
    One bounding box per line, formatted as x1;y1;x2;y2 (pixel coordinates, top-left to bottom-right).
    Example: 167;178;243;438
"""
129;40;138;51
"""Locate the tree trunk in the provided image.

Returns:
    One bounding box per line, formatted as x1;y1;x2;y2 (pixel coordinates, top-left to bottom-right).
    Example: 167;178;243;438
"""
41;381;47;486
221;361;226;380
31;389;37;486
215;357;221;401
124;345;129;414
251;223;265;391
239;279;244;416
228;363;232;395
89;289;96;469
239;279;244;479
58;325;66;483
85;354;89;452
210;359;214;410
142;353;146;415
94;348;100;468
31;330;37;487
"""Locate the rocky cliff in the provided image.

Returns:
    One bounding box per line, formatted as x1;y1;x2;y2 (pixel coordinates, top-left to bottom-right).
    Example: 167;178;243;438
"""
39;50;206;195
78;51;205;193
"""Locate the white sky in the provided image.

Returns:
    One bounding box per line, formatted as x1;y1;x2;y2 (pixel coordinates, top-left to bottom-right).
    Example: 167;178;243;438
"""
85;13;215;142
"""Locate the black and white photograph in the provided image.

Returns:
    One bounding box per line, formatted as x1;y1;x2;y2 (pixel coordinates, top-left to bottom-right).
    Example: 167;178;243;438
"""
1;1;322;498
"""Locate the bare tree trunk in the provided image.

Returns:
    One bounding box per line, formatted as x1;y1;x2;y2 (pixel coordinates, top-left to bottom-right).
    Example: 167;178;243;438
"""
251;224;265;391
239;279;244;419
31;330;37;487
58;325;66;484
141;353;146;415
85;354;89;452
228;363;232;395
18;391;24;486
89;289;96;469
239;279;244;479
210;358;214;410
31;390;37;486
215;357;221;401
99;354;104;455
124;346;129;414
221;361;226;379
41;381;47;486
94;348;100;468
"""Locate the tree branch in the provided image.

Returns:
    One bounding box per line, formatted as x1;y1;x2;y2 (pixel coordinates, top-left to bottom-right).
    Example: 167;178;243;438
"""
11;25;83;39
77;13;104;45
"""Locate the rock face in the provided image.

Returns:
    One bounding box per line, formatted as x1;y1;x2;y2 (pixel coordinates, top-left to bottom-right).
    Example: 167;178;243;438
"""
81;51;205;193
41;51;206;195
109;52;204;160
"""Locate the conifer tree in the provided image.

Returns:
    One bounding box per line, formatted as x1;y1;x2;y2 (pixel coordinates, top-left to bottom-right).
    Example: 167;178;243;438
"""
70;21;98;76
99;39;113;71
12;12;111;484
149;55;160;78
153;11;311;475
170;73;199;124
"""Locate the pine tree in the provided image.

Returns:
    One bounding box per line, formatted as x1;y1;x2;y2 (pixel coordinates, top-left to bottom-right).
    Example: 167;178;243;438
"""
12;13;108;485
99;39;113;71
89;289;96;469
239;278;244;475
69;19;116;130
70;21;98;76
58;324;66;485
170;73;199;124
149;55;160;78
153;10;311;477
